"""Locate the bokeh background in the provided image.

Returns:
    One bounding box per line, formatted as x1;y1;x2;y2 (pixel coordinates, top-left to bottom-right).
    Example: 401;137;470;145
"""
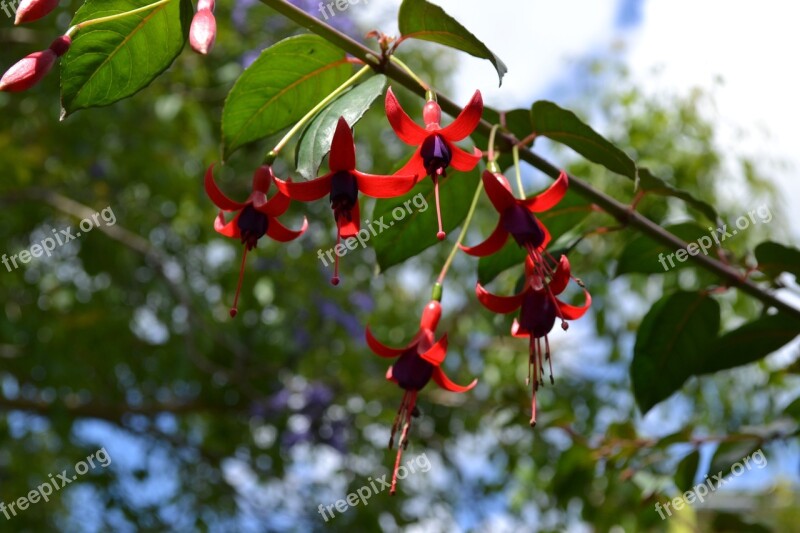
1;0;799;531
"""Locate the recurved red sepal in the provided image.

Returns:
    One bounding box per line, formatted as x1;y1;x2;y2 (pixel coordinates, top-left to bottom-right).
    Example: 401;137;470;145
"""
14;0;59;25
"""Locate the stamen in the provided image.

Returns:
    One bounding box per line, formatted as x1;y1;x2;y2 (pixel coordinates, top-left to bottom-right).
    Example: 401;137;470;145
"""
389;390;408;449
546;336;554;385
229;247;248;318
331;232;341;286
433;172;446;240
530;388;537;428
390;390;417;495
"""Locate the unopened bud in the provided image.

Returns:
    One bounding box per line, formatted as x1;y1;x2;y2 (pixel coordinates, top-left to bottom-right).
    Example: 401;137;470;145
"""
190;8;217;55
14;0;59;25
0;36;71;93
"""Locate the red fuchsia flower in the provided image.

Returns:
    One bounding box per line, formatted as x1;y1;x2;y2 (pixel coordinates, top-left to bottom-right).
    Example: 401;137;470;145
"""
274;116;416;285
385;87;483;240
206;164;308;317
14;0;59;24
190;0;216;55
461;169;569;268
476;255;591;427
0;35;71;93
366;300;477;494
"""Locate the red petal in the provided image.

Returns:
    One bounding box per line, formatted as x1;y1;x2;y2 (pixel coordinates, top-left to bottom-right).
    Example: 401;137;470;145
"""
273;174;332;202
420;334;447;366
205;164;247;211
538;221;551;251
366;327;405;358
459;221;509;257
337;200;360;238
15;0;59;24
329;117;356;172
214;211;240;238
354;171;417;198
557;288;592;320
254;190;290;217
450;145;482;172
439;90;483;142
385;87;428;145
481;170;516;212
432;367;477;393
266;216;307;242
523;171;568;213
0;49;56;92
549;255;571;295
476;283;524;314
394;147;427;180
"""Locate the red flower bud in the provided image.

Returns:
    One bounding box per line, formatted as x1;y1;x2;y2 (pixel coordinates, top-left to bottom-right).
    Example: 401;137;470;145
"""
189;7;216;55
0;35;71;93
14;0;59;25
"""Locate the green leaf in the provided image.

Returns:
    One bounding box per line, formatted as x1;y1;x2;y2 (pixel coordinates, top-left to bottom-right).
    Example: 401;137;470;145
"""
60;0;192;116
782;395;800;421
615;222;710;277
631;291;720;414
221;35;352;158
698;312;800;375
638;168;718;222
755;241;800;279
373;169;480;272
295;75;387;180
398;0;507;85
477;189;592;284
674;450;699;492
531;101;637;179
707;441;763;480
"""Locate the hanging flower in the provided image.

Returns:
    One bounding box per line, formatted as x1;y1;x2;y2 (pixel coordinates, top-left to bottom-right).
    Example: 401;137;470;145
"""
0;35;71;93
367;300;477;494
385;87;483;239
274;116;416;285
14;0;59;24
190;0;216;55
206;164;307;317
461;169;568;268
476;255;590;426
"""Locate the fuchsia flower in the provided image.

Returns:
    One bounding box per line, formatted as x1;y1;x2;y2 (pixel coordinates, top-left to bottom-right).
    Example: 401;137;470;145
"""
14;0;59;24
206;164;307;317
190;0;216;55
476;255;591;426
275;116;416;285
367;300;477;494
0;35;70;93
385;87;483;240
461;169;568;266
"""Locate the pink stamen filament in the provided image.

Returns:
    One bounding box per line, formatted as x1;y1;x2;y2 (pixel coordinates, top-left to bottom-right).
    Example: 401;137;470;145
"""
433;172;445;240
229;247;249;318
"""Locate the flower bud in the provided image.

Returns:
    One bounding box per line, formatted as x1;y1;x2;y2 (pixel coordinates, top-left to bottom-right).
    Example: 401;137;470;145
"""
14;0;59;25
0;35;71;93
190;8;216;55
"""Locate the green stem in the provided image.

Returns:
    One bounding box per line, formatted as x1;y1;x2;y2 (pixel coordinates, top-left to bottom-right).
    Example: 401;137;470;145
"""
389;56;429;92
437;179;484;285
66;0;173;37
512;145;525;198
256;0;800;321
266;65;371;163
